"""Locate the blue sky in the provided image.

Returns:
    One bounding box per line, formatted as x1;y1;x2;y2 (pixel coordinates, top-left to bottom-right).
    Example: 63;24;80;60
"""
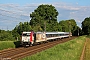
1;0;90;6
0;0;90;30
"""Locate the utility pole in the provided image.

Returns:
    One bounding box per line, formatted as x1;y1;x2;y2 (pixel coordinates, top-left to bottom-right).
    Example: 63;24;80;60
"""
44;21;46;32
78;28;79;36
44;21;46;41
69;21;71;38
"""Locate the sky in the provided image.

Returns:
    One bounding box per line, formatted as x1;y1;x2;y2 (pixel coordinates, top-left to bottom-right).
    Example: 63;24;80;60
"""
0;0;90;30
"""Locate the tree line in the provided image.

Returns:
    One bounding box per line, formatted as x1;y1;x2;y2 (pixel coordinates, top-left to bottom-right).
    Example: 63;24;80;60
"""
0;4;89;41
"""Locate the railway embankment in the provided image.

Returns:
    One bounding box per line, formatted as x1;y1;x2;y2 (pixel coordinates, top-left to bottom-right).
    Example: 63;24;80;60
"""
1;36;88;60
83;37;90;60
0;36;76;60
21;36;86;60
0;41;21;50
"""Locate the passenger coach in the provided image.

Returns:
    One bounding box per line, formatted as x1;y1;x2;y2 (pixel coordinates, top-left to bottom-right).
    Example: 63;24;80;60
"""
21;31;72;47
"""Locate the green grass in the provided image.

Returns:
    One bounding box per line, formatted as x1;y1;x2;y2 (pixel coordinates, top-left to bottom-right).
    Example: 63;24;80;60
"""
84;38;90;60
0;41;15;50
21;36;86;60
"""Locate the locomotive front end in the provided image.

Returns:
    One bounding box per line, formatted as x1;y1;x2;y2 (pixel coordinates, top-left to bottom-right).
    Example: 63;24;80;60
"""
21;32;34;47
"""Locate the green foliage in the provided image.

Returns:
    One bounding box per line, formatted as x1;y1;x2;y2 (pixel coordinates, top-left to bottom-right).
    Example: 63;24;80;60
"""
86;35;90;38
46;21;61;32
12;22;32;40
21;36;86;60
0;30;15;41
30;4;58;22
12;4;79;36
73;26;82;36
82;17;90;35
12;4;81;40
59;19;80;35
13;22;32;35
14;41;21;48
59;20;69;32
0;41;15;50
30;4;59;31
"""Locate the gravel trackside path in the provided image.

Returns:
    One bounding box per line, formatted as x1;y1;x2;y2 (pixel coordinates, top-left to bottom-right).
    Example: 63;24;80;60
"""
82;38;90;60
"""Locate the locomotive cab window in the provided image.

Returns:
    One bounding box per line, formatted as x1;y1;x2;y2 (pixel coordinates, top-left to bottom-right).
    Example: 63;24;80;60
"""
22;33;27;36
22;33;30;36
27;33;30;36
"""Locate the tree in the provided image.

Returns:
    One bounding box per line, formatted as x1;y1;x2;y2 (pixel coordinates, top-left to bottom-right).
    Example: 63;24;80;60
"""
30;4;59;31
59;20;69;32
46;21;61;32
0;30;15;41
73;26;82;36
12;22;32;40
59;19;78;35
67;19;77;35
82;17;90;35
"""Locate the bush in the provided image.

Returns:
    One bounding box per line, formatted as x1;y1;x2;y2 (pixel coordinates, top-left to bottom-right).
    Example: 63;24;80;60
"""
0;30;16;41
14;41;21;48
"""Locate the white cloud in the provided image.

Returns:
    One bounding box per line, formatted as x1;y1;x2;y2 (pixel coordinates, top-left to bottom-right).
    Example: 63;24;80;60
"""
0;2;90;30
76;2;78;5
53;2;90;27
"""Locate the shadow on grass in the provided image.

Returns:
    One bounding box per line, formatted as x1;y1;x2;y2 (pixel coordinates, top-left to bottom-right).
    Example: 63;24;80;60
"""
86;35;90;38
14;41;22;48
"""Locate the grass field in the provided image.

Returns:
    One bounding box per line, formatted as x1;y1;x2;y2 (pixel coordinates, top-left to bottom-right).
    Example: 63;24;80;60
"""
21;36;86;60
0;41;21;50
84;37;90;60
0;41;15;50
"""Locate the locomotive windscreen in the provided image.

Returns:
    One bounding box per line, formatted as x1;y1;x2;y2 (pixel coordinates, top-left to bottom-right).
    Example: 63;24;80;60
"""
22;33;30;36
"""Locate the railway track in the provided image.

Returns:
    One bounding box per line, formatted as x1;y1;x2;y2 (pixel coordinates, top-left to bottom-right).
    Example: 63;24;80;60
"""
0;36;77;60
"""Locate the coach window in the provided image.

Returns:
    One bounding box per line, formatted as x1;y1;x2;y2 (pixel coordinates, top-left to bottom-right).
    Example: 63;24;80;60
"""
46;34;50;38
